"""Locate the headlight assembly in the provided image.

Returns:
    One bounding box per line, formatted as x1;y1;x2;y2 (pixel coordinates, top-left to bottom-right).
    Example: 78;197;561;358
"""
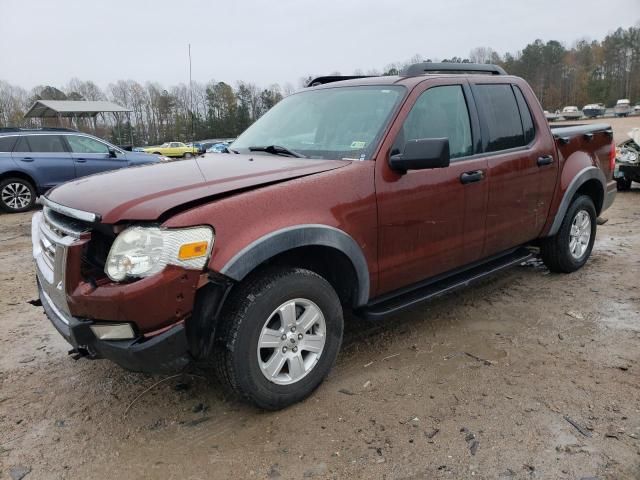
105;226;214;282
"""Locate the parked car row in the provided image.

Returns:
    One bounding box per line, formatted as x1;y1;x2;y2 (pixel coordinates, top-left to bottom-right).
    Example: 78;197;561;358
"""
0;128;162;213
545;99;638;121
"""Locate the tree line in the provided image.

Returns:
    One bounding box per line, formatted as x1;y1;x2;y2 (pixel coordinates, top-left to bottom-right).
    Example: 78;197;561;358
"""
0;24;638;146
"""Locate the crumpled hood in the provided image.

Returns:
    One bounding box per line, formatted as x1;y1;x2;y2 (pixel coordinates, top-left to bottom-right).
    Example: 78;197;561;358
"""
46;154;349;223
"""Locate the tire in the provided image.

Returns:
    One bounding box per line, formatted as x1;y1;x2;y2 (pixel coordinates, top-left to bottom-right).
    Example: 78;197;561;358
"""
213;267;343;410
0;177;36;213
540;195;597;273
153;151;162;155
616;177;632;191
184;152;193;159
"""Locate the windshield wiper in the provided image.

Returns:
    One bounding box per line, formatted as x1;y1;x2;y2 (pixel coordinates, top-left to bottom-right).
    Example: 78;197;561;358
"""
248;145;306;158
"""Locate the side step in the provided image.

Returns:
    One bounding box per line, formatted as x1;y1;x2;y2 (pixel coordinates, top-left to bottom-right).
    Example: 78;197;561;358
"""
357;248;533;320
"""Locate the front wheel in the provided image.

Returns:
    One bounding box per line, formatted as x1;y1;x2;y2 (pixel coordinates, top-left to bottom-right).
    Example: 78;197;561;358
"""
184;152;193;159
0;177;36;213
540;195;597;273
213;267;343;410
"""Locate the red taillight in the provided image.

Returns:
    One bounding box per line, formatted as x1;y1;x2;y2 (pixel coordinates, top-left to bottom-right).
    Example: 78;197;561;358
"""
609;141;616;172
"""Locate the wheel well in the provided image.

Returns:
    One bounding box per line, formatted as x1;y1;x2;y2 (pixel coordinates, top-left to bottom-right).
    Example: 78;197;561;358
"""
0;171;37;189
240;245;359;308
574;179;604;214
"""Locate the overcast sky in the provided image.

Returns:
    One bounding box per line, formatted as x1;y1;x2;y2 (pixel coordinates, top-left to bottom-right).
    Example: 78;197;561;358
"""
1;0;638;91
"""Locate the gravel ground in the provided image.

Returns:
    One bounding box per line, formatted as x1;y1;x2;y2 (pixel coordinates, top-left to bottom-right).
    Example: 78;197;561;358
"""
1;117;639;480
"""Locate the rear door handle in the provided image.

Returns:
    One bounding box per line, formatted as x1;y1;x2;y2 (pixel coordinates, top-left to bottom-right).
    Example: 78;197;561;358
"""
19;157;34;162
460;170;485;184
537;155;554;166
75;159;87;163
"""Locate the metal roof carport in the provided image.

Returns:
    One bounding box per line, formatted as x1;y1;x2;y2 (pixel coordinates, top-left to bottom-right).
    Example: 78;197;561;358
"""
24;100;133;145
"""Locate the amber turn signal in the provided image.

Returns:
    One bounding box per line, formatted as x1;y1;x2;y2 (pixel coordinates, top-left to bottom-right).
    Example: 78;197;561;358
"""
178;241;209;260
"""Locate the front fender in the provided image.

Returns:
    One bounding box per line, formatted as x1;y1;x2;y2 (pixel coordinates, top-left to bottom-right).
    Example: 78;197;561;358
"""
219;224;370;306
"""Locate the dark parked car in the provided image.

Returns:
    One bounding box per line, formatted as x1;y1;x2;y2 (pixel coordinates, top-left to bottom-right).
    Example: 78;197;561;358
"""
0;128;161;213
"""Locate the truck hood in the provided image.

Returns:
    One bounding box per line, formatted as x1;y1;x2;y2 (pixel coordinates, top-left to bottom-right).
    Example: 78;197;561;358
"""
46;154;349;224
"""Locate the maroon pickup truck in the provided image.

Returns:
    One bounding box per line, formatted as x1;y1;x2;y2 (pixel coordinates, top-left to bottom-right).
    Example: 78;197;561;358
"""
32;63;616;409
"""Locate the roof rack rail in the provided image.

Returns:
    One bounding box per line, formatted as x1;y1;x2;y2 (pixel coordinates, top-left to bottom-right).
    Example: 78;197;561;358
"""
401;62;507;77
0;127;78;133
307;75;373;87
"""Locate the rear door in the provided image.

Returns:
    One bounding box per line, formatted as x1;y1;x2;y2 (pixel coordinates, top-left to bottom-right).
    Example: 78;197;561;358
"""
0;136;18;173
11;134;75;191
469;82;557;256
64;134;128;178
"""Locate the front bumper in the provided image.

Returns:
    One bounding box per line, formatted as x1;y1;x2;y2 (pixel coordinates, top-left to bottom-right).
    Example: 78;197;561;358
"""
32;208;195;373
38;279;190;373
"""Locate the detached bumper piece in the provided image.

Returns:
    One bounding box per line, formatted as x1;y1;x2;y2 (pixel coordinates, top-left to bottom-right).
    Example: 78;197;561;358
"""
39;281;191;374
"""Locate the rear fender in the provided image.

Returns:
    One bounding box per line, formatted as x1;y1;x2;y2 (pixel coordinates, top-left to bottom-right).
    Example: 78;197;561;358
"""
546;166;605;237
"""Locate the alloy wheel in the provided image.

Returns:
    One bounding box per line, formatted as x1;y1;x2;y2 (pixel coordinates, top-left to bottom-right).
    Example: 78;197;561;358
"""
1;182;32;210
257;298;327;385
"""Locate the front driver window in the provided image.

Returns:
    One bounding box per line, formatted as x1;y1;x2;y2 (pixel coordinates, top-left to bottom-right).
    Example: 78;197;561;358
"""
394;85;472;159
67;135;109;154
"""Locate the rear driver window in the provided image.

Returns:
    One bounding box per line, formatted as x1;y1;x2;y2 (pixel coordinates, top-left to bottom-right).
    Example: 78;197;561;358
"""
513;86;535;144
474;84;525;152
27;135;67;153
0;136;16;152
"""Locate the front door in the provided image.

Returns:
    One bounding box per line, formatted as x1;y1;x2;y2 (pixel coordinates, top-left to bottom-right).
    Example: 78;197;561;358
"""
64;134;127;178
375;81;488;296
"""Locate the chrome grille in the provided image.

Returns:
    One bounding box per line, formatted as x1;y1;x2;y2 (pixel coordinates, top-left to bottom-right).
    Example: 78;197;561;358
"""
43;206;91;239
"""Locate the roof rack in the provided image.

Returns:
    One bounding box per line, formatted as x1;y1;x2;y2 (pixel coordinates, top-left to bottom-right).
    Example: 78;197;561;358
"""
401;62;507;77
0;127;78;133
306;75;373;87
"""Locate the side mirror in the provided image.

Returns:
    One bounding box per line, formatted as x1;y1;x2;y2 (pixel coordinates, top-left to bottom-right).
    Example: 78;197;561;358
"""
108;147;118;158
389;138;450;173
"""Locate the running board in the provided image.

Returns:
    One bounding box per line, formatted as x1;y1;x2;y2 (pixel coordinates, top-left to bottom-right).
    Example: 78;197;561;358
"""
357;248;533;320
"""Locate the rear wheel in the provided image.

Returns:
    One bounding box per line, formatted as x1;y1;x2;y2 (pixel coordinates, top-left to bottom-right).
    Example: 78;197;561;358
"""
0;177;36;213
184;152;193;159
213;267;343;410
540;195;596;273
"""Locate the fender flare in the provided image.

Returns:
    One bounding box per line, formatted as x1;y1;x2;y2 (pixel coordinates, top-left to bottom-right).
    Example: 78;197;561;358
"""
547;166;605;237
219;224;370;306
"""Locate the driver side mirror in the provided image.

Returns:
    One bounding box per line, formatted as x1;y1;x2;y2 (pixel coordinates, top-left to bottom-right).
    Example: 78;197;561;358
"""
389;138;450;174
108;147;118;158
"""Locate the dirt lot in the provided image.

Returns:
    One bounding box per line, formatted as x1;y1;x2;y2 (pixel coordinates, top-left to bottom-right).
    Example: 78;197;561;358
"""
1;117;639;480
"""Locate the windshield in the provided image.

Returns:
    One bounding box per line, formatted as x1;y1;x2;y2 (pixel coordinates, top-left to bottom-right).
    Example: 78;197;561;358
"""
161;142;170;147
232;85;405;160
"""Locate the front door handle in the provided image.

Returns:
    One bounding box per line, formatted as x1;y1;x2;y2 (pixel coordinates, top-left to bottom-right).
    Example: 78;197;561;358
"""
460;170;485;184
19;157;34;162
537;155;554;166
75;159;87;163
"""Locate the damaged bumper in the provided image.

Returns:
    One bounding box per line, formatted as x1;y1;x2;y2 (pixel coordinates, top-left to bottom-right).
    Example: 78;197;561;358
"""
32;208;195;373
38;279;190;372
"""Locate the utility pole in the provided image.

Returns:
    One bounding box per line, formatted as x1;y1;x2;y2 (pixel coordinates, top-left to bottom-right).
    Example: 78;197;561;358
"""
189;43;195;142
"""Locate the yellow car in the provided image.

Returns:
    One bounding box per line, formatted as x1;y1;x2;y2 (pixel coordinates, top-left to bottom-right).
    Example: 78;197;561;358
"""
143;142;199;158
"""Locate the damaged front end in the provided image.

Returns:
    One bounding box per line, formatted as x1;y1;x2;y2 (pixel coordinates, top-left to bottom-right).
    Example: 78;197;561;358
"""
614;128;640;190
